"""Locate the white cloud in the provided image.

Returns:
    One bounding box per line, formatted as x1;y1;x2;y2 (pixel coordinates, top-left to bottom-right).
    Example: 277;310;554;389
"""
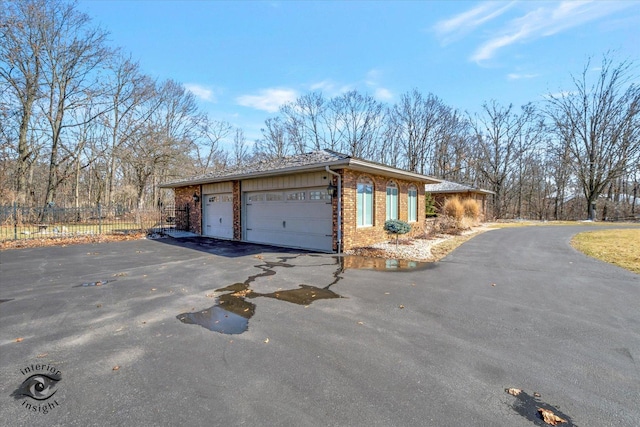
236;88;298;113
374;87;393;101
470;1;636;63
507;73;539;80
184;83;215;102
433;1;515;44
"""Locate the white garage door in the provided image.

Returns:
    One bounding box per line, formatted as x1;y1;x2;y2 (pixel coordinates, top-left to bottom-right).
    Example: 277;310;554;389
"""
244;188;333;251
203;193;233;239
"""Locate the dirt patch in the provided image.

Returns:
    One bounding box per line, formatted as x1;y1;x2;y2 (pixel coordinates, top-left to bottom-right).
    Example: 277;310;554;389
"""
0;232;149;250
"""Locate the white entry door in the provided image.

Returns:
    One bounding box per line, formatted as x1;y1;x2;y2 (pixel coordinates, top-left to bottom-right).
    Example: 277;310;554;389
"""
203;193;233;239
244;188;333;251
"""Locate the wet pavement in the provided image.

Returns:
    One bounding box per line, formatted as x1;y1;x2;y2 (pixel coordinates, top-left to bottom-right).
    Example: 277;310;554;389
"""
1;228;639;426
176;255;431;335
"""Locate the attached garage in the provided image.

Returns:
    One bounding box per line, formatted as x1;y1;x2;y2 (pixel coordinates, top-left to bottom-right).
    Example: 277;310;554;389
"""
203;193;233;239
244;187;333;251
160;149;445;253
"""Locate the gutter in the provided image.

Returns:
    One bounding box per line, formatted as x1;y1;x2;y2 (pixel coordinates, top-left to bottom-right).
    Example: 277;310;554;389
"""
325;166;342;254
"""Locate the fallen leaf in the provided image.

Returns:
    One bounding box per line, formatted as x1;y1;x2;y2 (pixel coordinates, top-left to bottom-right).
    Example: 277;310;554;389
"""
206;293;215;298
399;305;405;309
534;392;541;398
506;388;522;396
112;366;120;371
538;408;566;425
491;283;496;287
357;321;364;325
151;288;157;291
264;338;269;343
15;337;24;343
96;304;102;308
384;292;390;295
115;327;123;332
36;353;48;358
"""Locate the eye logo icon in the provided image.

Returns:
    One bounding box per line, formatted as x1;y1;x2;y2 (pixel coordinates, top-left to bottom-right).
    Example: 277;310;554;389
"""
16;374;60;400
12;364;63;414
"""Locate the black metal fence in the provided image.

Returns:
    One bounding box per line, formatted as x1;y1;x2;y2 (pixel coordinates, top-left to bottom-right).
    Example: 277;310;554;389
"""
0;204;191;242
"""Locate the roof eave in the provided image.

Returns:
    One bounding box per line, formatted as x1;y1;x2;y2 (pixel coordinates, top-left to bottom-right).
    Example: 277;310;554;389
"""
346;159;441;184
159;158;352;188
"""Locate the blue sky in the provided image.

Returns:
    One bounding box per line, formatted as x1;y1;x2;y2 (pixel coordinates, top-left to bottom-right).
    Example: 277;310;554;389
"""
77;0;640;145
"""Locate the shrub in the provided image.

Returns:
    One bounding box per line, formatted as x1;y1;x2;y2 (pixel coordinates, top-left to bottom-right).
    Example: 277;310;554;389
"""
462;198;480;220
443;196;464;221
425;192;437;217
384;219;412;248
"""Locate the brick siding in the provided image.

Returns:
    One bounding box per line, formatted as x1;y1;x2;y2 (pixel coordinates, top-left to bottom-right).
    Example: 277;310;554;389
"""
340;169;426;251
175;185;202;234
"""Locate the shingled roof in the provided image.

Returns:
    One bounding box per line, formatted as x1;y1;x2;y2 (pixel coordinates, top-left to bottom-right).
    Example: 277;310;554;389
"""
425;180;494;195
160;149;441;188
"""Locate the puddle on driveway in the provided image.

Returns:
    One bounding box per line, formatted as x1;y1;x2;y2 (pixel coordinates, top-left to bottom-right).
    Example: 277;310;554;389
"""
178;294;256;335
178;254;431;335
339;255;434;271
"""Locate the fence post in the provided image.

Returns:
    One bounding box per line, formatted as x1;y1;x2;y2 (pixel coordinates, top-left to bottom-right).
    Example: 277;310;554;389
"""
98;203;102;235
186;204;190;232
13;202;17;241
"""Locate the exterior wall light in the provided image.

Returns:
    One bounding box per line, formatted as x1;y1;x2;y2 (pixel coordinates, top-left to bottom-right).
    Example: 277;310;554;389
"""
192;193;200;204
326;184;337;198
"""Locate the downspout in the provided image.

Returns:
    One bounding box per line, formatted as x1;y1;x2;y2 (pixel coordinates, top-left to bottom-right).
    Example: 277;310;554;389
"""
325;166;342;253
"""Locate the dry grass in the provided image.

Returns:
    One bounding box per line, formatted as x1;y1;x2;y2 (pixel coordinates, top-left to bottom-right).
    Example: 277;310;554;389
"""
489;220;640;228
429;233;480;260
0;232;148;250
571;229;640;274
443;197;464;221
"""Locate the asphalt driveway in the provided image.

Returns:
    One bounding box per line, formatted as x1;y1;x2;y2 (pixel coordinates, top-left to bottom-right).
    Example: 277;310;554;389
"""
1;226;638;426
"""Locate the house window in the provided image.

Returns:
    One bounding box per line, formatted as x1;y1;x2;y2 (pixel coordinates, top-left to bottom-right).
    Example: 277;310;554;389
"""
286;191;306;201
356;178;373;227
247;194;264;202
408;185;417;222
386;181;398;220
265;192;283;201
309;190;331;201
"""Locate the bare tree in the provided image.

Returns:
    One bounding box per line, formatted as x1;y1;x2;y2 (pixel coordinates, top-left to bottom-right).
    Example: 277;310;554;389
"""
0;0;46;204
469;101;540;219
281;92;326;153
388;90;446;174
192;116;232;173
255;116;289;159
232;127;249;166
122;79;198;208
329;90;385;158
102;54;155;206
36;0;111;206
546;55;640;220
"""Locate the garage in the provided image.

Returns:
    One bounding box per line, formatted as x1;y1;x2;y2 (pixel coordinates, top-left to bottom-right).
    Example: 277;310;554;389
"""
203;193;233;239
244;187;333;251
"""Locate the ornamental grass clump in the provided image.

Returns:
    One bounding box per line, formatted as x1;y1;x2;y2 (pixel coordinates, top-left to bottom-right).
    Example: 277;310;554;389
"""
384;219;412;248
443;196;464;223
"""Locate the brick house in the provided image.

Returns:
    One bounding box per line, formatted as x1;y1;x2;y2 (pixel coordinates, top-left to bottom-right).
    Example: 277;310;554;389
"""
160;150;441;253
425;180;494;219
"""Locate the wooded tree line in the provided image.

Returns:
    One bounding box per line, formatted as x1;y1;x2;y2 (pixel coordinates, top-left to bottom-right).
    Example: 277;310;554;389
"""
2;0;639;220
